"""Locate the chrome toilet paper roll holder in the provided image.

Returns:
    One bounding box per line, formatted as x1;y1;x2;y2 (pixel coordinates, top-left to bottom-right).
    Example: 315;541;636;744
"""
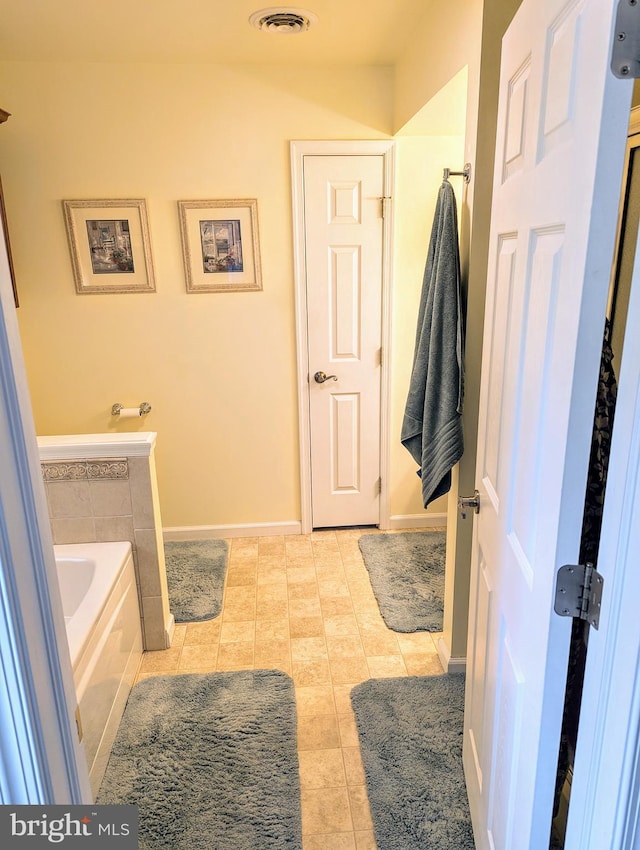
111;402;152;416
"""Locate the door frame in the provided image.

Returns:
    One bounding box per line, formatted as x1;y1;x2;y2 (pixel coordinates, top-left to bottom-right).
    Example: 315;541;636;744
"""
0;225;92;802
562;106;640;850
290;140;395;533
561;214;640;850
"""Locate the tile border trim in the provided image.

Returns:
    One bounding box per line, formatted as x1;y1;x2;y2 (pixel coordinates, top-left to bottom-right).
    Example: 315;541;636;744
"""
42;458;129;481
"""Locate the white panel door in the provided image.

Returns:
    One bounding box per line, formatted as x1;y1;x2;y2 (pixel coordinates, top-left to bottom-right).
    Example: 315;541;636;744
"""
303;155;384;528
463;1;631;849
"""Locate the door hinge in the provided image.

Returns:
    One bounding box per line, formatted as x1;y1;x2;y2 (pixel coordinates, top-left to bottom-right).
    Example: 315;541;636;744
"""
377;477;382;495
458;490;480;520
554;563;604;630
611;0;640;78
380;196;391;218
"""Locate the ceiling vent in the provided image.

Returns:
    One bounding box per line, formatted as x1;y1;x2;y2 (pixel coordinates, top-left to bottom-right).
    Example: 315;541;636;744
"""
249;7;318;34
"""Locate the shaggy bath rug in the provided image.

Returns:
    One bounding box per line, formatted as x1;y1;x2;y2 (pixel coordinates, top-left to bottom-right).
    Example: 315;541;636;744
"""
358;531;445;632
164;539;228;622
351;674;474;850
98;670;302;850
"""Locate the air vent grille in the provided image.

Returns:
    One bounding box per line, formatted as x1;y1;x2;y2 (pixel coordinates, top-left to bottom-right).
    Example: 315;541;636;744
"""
249;7;318;34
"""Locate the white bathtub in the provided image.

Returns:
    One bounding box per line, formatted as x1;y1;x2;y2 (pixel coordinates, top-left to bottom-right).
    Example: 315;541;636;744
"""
54;541;142;798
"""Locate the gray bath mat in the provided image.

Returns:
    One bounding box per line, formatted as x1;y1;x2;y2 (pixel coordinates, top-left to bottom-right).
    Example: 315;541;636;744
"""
351;674;474;850
164;539;228;622
98;670;302;849
358;531;445;632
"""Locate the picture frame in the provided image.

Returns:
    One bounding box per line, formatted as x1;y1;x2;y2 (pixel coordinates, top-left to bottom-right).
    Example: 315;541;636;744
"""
62;199;156;294
0;175;18;307
177;199;262;293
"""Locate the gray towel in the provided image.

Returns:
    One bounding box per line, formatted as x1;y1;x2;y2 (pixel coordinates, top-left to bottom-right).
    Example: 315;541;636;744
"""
401;179;464;507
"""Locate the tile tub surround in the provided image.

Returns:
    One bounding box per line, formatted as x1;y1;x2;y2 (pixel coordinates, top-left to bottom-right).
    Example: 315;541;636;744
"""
38;433;173;651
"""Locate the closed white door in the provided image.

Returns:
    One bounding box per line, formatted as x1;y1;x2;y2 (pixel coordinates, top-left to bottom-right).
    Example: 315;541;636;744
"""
463;1;631;849
303;154;385;528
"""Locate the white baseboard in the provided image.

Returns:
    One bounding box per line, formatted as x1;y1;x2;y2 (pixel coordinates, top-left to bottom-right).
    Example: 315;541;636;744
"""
163;521;302;541
163;613;176;649
387;513;447;530
437;637;466;674
164;517;444;539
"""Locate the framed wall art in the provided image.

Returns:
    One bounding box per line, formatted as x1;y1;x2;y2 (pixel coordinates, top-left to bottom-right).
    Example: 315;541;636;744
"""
62;198;156;294
0;175;18;307
177;199;262;293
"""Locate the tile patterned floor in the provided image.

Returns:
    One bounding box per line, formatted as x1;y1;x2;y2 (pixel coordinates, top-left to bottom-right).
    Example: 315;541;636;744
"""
136;527;445;850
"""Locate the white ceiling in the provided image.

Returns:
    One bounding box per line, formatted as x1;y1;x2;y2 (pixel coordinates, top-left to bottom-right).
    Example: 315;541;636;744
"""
0;1;433;66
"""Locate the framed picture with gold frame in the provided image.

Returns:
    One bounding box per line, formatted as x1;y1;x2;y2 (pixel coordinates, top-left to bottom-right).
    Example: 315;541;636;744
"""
0;176;18;307
177;199;262;293
62;198;156;294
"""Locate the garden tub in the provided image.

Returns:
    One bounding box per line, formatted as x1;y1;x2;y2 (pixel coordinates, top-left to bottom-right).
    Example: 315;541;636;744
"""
54;541;142;797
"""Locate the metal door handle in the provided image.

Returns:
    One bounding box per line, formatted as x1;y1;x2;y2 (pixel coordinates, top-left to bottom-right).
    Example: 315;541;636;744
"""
313;371;338;383
458;490;480;519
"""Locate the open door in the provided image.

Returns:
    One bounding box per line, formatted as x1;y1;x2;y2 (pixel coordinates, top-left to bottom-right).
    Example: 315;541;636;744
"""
463;1;632;848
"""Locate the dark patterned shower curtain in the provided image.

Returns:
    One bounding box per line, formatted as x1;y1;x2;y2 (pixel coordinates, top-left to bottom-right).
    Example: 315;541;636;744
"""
553;318;617;824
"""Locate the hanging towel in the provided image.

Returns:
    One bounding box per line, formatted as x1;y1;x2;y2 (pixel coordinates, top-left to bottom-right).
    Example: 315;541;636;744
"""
401;179;464;507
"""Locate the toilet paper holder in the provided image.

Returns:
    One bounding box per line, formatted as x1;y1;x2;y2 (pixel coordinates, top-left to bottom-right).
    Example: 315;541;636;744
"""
111;402;152;416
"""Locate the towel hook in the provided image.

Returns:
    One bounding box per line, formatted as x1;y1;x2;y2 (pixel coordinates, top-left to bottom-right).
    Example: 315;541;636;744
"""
443;163;472;184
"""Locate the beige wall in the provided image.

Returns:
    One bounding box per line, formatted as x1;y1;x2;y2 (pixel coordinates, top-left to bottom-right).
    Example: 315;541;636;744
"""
391;0;484;662
393;0;483;135
390;134;466;521
1;59;466;531
391;0;524;662
391;71;467;528
444;0;525;659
